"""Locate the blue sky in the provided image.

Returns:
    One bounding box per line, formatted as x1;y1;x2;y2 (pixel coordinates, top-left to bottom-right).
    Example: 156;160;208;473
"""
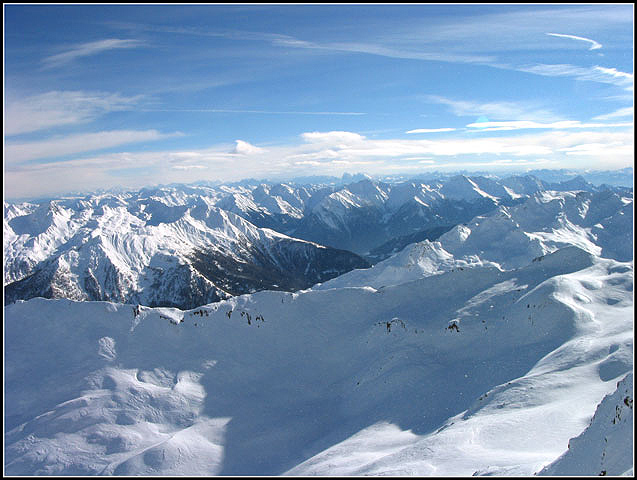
4;4;634;199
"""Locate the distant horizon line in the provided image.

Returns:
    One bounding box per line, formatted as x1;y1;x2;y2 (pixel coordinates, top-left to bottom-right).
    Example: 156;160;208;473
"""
4;166;633;204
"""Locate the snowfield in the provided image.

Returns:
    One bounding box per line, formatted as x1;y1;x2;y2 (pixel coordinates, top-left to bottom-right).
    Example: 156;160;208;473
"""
538;373;633;477
5;245;633;475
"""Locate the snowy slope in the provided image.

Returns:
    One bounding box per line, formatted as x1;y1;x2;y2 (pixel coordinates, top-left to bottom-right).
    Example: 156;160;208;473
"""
5;246;633;476
287;250;633;476
4;199;94;284
214;182;317;234
315;239;474;290
537;373;633;477
437;174;503;202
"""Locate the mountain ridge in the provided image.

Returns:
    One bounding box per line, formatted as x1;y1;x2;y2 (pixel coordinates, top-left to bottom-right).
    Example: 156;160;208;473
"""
5;174;630;309
4;200;369;309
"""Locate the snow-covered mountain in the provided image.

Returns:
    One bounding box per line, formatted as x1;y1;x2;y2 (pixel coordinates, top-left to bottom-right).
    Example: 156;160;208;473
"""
213;182;321;234
292;176;515;255
133;173;610;259
272;174;614;256
4;194;369;309
3;172;633;476
5;244;633;475
6;173;603;308
316;188;633;290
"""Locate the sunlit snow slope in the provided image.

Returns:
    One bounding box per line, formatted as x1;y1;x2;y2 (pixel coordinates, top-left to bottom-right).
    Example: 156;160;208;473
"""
538;373;633;477
5;245;633;475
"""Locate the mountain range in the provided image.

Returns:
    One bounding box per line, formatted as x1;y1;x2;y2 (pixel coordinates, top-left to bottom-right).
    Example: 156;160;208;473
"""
3;170;633;475
4;191;369;309
4;172;627;309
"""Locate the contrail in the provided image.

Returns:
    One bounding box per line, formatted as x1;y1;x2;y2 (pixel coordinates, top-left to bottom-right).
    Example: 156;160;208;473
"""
546;33;602;51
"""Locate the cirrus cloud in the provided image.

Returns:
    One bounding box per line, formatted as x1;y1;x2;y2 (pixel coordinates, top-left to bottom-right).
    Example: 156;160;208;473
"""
466;120;633;131
406;128;457;134
5;129;182;164
301;131;366;145
42;38;144;69
5;90;144;136
593;107;633;121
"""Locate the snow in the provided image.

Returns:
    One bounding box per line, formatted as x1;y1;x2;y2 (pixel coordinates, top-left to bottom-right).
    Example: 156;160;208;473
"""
435;190;631;270
3;176;633;476
288;255;633;476
7;175;622;292
316;189;631;292
5;245;632;475
4;193;344;308
503;185;523;199
315;240;459;290
537;373;633;476
439;175;499;202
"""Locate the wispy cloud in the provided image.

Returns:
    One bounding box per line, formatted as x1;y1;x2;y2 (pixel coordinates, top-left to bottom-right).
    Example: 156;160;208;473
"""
107;14;631;94
516;64;633;90
5;129;181;164
263;8;631;94
546;32;602;50
172;164;207;170
272;37;497;65
271;23;633;95
5;90;144;136
111;22;498;65
42;38;143;69
466;120;633;131
301;131;366;145
293;129;633;169
593;106;633;121
106;21;289;44
558;142;633;156
12;128;632;173
424;95;558;122
406;128;456;134
6;127;633;199
593;66;633;82
137;108;366;116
